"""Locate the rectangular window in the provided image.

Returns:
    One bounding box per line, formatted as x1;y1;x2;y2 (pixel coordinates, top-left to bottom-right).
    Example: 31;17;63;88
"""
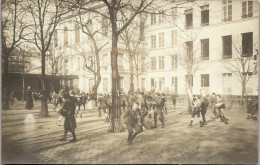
242;1;253;18
201;39;209;60
223;0;232;21
242;32;253;57
222;35;232;58
151;14;156;25
185;75;193;87
171;30;177;46
171;55;178;69
186;41;193;60
151;57;156;70
185;9;193;29
159;77;164;90
222;73;232;94
118;53;123;70
201;5;209;26
172;7;177;20
120;77;124;90
172;77;178;94
75;24;80;43
158;13;165;24
201;74;209;87
159;56;164;70
159;32;164;47
151;35;156;48
54;30;58;47
64;27;68;46
151;78;155;88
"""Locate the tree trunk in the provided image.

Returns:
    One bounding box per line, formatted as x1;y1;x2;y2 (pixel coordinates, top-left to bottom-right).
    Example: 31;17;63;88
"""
129;54;134;93
110;32;122;132
92;75;101;100
136;75;139;90
40;51;48;117
241;76;247;106
2;52;10;110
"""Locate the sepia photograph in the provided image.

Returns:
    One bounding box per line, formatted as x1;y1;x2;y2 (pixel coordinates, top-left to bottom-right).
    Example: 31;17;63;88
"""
1;0;259;164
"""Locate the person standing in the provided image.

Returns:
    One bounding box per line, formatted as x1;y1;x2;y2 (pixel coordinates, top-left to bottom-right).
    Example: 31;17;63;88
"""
171;92;177;109
210;93;217;119
215;94;228;124
200;94;209;126
151;92;165;129
59;93;77;142
25;86;34;110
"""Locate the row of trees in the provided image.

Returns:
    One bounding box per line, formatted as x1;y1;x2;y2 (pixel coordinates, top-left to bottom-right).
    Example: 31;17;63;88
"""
2;0;164;132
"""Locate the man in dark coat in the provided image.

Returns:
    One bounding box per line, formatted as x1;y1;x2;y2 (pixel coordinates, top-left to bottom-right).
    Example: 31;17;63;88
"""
59;93;77;142
25;86;34;110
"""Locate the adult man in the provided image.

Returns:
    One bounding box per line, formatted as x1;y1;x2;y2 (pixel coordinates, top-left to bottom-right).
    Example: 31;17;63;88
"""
171;92;177;109
215;94;228;124
123;101;143;145
25;86;34;110
152;92;165;128
138;92;148;130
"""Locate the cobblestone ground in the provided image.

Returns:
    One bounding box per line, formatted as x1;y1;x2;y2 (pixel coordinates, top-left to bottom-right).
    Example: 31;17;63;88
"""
2;101;258;164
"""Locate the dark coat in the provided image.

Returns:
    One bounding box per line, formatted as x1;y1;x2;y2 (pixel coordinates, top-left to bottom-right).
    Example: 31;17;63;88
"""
25;90;34;110
61;99;76;133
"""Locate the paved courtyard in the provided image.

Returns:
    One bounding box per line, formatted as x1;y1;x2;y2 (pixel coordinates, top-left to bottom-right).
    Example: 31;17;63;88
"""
2;101;258;164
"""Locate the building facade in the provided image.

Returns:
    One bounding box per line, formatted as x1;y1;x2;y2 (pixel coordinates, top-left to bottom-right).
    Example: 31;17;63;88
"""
145;0;259;96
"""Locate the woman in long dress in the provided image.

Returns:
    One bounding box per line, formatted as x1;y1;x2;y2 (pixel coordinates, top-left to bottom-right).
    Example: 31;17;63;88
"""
25;86;34;110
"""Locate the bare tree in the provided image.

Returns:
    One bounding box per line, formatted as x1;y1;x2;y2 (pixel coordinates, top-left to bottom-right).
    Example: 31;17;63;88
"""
76;12;108;98
46;45;67;92
2;0;29;109
119;14;148;92
24;0;69;117
223;35;258;98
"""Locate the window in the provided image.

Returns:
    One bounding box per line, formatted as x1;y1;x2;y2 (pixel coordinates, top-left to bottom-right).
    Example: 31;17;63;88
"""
222;35;232;58
64;27;68;46
140;20;145;41
222;73;232;94
141;78;145;91
172;7;177;20
151;78;155;88
172;77;178;94
159;32;164;47
185;75;193;87
158;13;165;24
102;17;108;36
223;0;232;21
159;56;164;70
151;35;156;48
75;24;80;43
186;41;193;60
185;9;193;28
151;14;156;25
242;32;253;57
159;77;164;90
201;5;209;26
77;57;80;71
201;74;209;87
141;56;145;72
201;39;209;60
54;30;58;47
103;78;108;92
118;53;123;70
242;1;253;18
120;77;124;90
151;57;156;70
171;55;178;69
171;30;177;46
